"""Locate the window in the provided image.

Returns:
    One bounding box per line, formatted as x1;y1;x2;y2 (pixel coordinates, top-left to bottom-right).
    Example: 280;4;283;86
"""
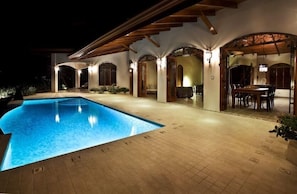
269;64;291;89
99;63;116;85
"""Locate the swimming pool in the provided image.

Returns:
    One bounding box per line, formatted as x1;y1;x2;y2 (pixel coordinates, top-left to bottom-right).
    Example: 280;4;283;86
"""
0;97;163;171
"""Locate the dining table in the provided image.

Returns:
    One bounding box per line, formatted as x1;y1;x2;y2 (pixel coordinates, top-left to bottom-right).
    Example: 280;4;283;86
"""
232;86;269;110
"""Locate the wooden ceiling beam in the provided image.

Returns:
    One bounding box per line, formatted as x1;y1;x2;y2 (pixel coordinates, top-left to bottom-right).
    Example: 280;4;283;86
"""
271;34;280;55
173;9;216;17
144;23;182;28
155;16;197;23
197;0;238;8
121;44;137;54
199;11;217;34
145;35;160;48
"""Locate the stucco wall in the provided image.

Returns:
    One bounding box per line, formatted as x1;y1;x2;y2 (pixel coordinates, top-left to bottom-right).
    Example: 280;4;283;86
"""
72;0;297;112
175;56;203;87
128;0;297;112
87;52;130;90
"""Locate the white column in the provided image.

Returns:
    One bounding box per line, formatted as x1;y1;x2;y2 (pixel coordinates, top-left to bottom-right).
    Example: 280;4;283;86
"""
75;69;81;88
53;66;59;92
157;57;167;102
203;48;220;111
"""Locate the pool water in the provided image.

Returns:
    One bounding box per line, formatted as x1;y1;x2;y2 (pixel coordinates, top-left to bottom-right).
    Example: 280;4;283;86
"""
0;97;163;171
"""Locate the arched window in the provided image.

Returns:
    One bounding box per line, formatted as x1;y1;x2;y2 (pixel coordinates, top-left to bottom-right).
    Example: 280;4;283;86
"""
269;64;291;89
99;63;116;85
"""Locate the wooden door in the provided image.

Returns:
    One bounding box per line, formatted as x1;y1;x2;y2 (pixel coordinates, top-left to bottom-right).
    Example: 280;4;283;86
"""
138;62;147;97
220;48;228;111
293;45;297;115
167;57;177;102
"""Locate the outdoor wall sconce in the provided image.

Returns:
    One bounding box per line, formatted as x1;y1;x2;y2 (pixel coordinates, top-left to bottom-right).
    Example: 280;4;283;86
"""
156;58;162;66
88;66;96;73
157;57;166;69
54;66;59;72
129;61;136;71
205;50;212;65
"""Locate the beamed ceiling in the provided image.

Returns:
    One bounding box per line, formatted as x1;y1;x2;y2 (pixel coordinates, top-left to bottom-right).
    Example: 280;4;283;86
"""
69;0;296;60
224;33;297;56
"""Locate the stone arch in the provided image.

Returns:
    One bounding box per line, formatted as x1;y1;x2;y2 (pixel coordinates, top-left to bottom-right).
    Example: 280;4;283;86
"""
220;32;297;112
54;62;88;91
167;47;204;101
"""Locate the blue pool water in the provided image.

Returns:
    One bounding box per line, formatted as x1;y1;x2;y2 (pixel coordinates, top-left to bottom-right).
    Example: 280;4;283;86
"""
0;97;163;171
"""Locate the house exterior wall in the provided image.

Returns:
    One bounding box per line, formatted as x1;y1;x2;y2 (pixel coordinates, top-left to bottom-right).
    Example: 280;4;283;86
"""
127;0;297;112
86;52;130;90
59;0;297;112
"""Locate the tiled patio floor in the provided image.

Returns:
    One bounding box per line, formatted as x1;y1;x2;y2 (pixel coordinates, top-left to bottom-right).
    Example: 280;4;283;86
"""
0;92;296;194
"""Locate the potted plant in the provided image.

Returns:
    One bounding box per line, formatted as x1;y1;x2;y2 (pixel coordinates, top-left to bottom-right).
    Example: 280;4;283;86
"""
269;114;297;166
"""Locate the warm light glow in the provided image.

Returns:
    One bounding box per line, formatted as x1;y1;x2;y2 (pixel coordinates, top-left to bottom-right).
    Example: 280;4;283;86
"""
129;61;136;71
157;57;166;70
55;66;59;72
78;70;82;74
259;64;268;72
183;76;191;87
156;58;162;66
88;66;97;73
205;50;212;65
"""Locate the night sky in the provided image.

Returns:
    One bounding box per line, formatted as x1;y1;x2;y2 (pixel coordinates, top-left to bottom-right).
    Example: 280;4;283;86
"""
0;1;160;86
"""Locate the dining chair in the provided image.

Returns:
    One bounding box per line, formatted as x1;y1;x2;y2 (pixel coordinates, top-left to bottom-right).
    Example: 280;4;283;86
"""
232;84;249;107
260;86;276;111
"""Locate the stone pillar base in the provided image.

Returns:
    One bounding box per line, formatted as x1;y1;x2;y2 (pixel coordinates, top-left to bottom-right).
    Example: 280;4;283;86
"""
286;140;297;166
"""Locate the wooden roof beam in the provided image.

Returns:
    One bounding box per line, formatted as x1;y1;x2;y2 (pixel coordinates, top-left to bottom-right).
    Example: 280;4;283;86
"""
145;35;160;47
197;0;238;8
199;11;217;34
121;44;137;54
271;34;280;55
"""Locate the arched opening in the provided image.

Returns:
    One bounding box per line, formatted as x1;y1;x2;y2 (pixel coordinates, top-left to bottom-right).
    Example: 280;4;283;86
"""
167;47;204;105
221;32;297;114
137;55;157;98
80;68;89;89
58;66;75;90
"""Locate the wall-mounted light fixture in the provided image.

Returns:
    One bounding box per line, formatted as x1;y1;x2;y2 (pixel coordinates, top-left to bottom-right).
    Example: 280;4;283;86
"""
156;57;166;70
54;66;59;72
205;49;212;65
88;65;96;73
129;61;136;72
156;58;162;67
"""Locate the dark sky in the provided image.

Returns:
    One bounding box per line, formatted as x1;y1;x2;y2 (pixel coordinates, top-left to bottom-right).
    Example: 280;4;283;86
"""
0;1;160;85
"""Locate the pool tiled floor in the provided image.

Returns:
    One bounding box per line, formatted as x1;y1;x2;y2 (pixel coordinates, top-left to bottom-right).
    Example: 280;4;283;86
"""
0;92;296;194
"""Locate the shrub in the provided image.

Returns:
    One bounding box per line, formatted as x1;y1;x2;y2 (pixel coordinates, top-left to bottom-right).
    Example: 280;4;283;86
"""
269;114;297;141
119;87;129;94
22;86;37;96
